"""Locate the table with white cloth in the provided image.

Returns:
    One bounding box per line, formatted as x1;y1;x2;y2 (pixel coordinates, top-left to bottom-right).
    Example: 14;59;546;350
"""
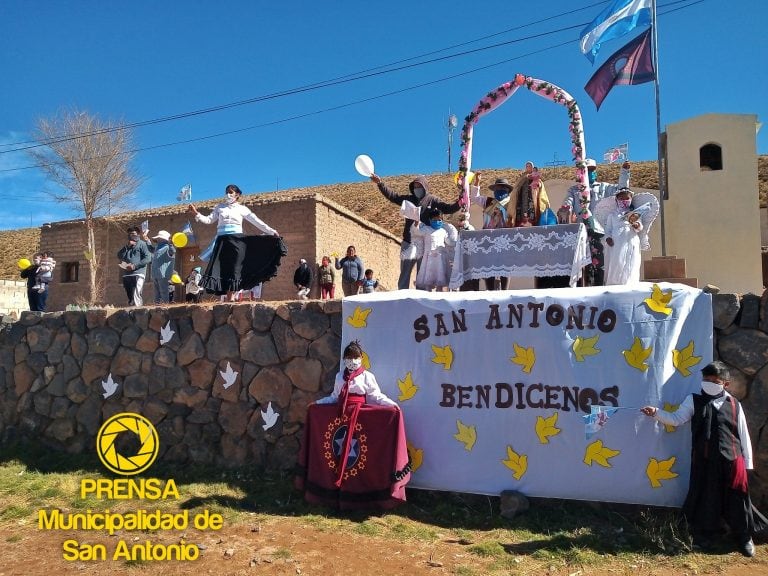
448;223;590;289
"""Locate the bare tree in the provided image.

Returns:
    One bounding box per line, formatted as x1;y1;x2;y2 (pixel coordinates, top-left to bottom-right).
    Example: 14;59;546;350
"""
29;109;143;303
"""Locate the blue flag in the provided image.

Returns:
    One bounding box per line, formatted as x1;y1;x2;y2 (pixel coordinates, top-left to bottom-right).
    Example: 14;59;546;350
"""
177;184;192;202
580;0;651;63
584;29;655;110
583;405;620;439
181;220;196;245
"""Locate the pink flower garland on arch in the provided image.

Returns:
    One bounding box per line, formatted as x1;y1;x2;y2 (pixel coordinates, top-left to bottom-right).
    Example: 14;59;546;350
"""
458;74;593;225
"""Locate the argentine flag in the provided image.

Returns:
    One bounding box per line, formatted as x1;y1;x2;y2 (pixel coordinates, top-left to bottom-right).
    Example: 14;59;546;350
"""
580;0;651;62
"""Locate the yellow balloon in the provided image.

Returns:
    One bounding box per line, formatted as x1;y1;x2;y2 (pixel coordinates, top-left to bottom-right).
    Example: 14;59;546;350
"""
172;232;188;248
453;171;475;185
17;258;31;270
170;274;182;285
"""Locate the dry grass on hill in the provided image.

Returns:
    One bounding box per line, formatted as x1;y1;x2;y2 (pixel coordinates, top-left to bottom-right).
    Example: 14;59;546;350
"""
0;227;40;282
0;158;765;281
313;160;660;238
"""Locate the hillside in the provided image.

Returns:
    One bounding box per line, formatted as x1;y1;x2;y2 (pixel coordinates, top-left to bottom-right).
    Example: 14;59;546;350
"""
0;227;41;282
0;157;765;281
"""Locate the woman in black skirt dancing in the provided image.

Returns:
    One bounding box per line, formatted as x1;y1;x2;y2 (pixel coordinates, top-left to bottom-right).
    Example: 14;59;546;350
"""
189;184;285;301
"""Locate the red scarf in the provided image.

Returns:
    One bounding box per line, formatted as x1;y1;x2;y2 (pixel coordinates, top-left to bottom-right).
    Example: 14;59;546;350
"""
334;366;366;487
729;397;748;494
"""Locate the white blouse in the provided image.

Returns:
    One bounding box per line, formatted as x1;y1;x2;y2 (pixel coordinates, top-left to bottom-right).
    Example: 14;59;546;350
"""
195;202;277;236
653;392;753;469
316;370;397;407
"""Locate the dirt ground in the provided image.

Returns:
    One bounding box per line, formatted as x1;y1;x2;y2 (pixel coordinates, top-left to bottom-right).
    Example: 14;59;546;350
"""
0;518;766;576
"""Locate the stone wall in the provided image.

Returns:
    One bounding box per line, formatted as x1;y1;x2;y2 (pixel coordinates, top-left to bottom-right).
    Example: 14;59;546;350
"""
0;301;342;471
712;289;768;507
1;291;767;507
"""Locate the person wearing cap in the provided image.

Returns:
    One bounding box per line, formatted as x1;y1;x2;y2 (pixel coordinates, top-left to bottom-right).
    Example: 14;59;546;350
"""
562;159;631;286
641;362;766;557
185;266;203;303
117;226;152;306
370;173;461;290
293;258;313;300
466;173;512;290
471;174;512;231
145;229;177;304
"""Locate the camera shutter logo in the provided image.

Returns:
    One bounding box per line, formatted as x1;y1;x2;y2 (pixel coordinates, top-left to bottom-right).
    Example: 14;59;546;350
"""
96;413;159;476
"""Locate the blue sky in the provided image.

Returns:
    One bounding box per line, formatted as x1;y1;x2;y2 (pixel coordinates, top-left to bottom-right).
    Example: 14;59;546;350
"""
1;0;765;230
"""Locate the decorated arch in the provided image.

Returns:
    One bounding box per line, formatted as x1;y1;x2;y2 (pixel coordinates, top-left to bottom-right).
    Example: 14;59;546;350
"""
458;74;592;223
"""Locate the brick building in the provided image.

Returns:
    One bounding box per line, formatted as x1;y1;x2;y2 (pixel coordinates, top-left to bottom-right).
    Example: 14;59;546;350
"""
41;192;401;311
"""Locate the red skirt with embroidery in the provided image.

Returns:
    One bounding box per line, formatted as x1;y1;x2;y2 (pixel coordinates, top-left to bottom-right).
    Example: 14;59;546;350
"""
295;402;411;510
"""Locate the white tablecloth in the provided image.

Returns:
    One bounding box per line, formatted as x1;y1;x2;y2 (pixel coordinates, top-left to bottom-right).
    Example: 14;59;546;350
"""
448;223;590;289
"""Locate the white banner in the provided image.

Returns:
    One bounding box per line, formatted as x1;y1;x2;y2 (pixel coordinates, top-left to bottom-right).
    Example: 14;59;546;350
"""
341;283;712;506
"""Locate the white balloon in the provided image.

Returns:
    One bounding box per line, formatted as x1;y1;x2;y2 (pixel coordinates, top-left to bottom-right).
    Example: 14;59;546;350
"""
354;154;375;177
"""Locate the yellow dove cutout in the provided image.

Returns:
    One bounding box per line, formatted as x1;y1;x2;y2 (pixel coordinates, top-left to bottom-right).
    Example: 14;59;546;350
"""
573;334;601;362
501;445;528;480
346;306;371;328
431;344;454;370
646;456;679;488
661;403;680;433
535;413;561;444
397;371;418;402
406;441;423;472
361;351;371;370
454;420;477;451
510;343;536;373
622;337;652;372
672;340;701;377
583;440;620;467
643;284;673;316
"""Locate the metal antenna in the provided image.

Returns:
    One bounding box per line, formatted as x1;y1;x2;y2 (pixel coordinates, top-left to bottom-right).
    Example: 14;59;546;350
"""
544;152;566;178
447;112;458;174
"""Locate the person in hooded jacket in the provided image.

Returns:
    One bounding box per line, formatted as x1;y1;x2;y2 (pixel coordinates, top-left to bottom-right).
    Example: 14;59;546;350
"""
370;173;461;290
293;258;313;299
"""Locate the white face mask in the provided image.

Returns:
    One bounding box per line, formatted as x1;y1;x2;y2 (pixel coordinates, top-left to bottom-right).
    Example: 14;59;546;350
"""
225;193;238;204
701;380;724;396
412;186;425;199
344;358;362;371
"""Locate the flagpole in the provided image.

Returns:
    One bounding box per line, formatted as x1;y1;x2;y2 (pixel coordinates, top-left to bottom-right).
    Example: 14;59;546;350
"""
651;0;666;256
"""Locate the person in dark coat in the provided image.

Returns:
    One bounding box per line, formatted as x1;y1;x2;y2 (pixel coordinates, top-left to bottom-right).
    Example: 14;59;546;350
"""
117;226;152;306
293;258;313;299
20;253;46;312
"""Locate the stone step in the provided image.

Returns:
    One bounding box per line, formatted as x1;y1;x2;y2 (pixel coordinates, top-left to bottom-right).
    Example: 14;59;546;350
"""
643;256;687;279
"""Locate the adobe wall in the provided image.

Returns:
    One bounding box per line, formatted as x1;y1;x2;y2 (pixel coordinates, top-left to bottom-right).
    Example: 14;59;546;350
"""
665;114;762;294
315;199;402;294
1;291;767;507
41;197;402;310
0;280;30;318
